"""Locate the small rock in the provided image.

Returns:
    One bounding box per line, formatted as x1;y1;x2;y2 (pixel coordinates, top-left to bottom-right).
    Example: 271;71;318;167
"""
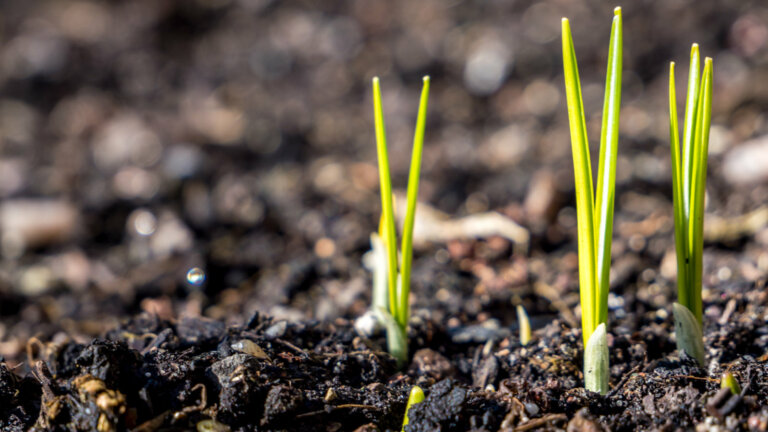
403;379;467;430
264;321;287;339
176;316;225;344
149;212;193;257
523;402;539;417
353;310;381;337
210;354;258;388
723;134;768;184
410;348;455;381
17;265;54;296
324;388;338;403
261;385;304;427
91;114;162;170
0;199;78;256
449;321;510;344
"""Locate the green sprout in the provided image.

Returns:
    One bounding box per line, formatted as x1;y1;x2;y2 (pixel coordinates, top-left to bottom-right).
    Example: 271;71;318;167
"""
561;7;622;395
371;76;430;367
401;385;425;431
669;45;713;367
516;305;532;346
721;372;741;395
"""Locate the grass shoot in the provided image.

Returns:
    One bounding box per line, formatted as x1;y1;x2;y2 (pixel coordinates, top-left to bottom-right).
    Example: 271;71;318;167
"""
561;7;622;395
371;76;430;366
401;385;425;431
721;372;741;395
669;45;713;367
516;305;531;346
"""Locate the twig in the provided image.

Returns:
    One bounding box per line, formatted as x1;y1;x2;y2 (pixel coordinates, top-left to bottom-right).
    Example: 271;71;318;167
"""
295;404;380;419
275;338;310;359
514;413;568;431
607;364;641;397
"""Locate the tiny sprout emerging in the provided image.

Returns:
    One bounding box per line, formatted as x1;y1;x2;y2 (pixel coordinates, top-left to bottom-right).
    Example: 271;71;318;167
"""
561;6;622;395
516;305;532;346
401;385;425;431
371;76;431;367
721;372;741;395
669;44;713;367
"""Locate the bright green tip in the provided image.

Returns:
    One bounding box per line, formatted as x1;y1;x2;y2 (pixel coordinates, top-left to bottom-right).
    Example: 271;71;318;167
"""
721;372;742;395
373;76;380;85
614;7;621;16
422;76;430;83
401;385;425;431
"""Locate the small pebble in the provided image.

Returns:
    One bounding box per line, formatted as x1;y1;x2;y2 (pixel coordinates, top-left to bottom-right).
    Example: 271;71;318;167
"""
524;402;539;416
264;321;287;339
324;388;338;403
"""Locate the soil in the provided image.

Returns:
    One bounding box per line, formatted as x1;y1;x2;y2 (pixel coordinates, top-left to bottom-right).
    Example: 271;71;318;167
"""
0;0;767;431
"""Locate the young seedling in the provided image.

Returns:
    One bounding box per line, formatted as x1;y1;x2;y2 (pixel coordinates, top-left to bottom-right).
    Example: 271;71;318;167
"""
561;7;622;395
516;305;532;346
401;385;425;431
371;76;430;367
669;45;713;367
721;372;741;395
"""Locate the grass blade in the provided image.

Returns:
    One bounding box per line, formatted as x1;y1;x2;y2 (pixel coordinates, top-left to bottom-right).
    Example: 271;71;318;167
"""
681;45;701;220
398;76;430;328
669;62;690;309
562;17;597;345
516;305;532;346
594;7;622;327
372;77;399;315
688;58;713;325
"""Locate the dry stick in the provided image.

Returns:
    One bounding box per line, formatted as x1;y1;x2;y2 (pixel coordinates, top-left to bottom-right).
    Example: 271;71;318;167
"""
295;404;380;419
275;338;310;359
514;413;568;431
607;364;641;397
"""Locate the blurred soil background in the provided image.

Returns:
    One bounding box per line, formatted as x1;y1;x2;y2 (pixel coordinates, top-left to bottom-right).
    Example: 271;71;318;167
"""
0;0;766;376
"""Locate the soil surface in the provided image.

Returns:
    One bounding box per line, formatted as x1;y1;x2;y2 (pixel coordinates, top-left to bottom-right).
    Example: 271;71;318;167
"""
0;0;767;431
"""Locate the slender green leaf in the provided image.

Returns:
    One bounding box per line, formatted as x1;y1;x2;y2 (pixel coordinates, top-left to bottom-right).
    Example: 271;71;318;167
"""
688;58;713;326
561;17;597;345
399;76;430;329
594;7;622;327
584;323;609;394
681;45;701;221
372;77;399;315
669;62;690;310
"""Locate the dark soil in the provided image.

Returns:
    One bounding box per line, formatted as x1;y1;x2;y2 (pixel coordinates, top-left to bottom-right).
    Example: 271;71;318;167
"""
1;0;767;431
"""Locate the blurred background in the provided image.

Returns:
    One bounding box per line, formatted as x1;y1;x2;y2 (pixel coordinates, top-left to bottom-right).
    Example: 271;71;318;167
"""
0;0;766;364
